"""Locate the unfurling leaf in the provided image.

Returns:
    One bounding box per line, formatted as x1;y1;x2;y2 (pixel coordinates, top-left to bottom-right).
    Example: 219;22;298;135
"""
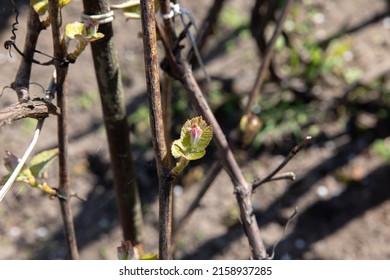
171;116;213;161
29;148;59;178
65;19;104;61
65;19;104;42
65;21;84;39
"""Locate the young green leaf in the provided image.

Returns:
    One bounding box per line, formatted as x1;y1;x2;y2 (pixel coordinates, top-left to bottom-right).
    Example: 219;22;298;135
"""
29;148;59;178
31;0;72;16
171;116;213;161
65;21;84;39
1;151;35;185
65;19;104;61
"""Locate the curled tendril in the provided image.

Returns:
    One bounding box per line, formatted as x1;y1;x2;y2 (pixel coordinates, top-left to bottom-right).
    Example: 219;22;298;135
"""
4;0;19;57
3;0;69;66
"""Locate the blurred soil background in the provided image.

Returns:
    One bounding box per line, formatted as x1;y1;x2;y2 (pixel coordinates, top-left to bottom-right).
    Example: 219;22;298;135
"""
1;0;390;259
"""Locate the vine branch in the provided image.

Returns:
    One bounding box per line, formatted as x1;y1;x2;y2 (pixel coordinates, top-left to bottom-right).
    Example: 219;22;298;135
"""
158;25;267;256
0;98;59;128
252;136;312;191
141;0;174;260
48;0;79;260
9;5;45;101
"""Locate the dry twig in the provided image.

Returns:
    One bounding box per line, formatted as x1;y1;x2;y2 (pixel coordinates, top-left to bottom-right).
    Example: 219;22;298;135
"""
252;136;312;191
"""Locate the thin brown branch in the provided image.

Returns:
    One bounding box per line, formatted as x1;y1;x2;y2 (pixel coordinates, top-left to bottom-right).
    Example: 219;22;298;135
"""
261;171;296;184
0;98;59;127
157;3;268;259
11;6;45;102
48;0;79;260
252;136;312;191
181;62;267;259
244;0;293;116
140;0;174;260
82;0;144;250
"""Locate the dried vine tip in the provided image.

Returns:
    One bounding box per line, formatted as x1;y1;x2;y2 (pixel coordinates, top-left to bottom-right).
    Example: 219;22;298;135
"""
171;116;213;161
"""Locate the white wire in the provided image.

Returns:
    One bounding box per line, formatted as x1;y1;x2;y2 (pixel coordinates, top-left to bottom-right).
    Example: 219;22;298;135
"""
0;119;44;203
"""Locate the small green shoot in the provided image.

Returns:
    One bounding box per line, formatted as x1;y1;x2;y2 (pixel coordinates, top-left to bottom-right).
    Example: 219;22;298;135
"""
65;19;104;62
31;0;72;26
1;149;59;198
171;116;213;176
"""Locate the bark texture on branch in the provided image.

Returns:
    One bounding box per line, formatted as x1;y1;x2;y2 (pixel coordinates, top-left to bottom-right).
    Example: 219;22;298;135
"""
141;0;175;260
82;0;144;249
0;98;59;127
49;0;79;260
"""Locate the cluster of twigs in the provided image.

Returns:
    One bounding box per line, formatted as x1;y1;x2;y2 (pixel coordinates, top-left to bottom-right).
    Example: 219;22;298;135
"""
0;0;79;258
0;0;312;260
141;0;310;259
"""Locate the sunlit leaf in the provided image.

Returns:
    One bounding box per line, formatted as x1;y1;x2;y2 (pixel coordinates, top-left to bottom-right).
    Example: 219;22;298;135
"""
171;116;213;161
29;148;59;178
31;0;72;16
65;20;104;61
31;0;48;15
65;21;84;39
